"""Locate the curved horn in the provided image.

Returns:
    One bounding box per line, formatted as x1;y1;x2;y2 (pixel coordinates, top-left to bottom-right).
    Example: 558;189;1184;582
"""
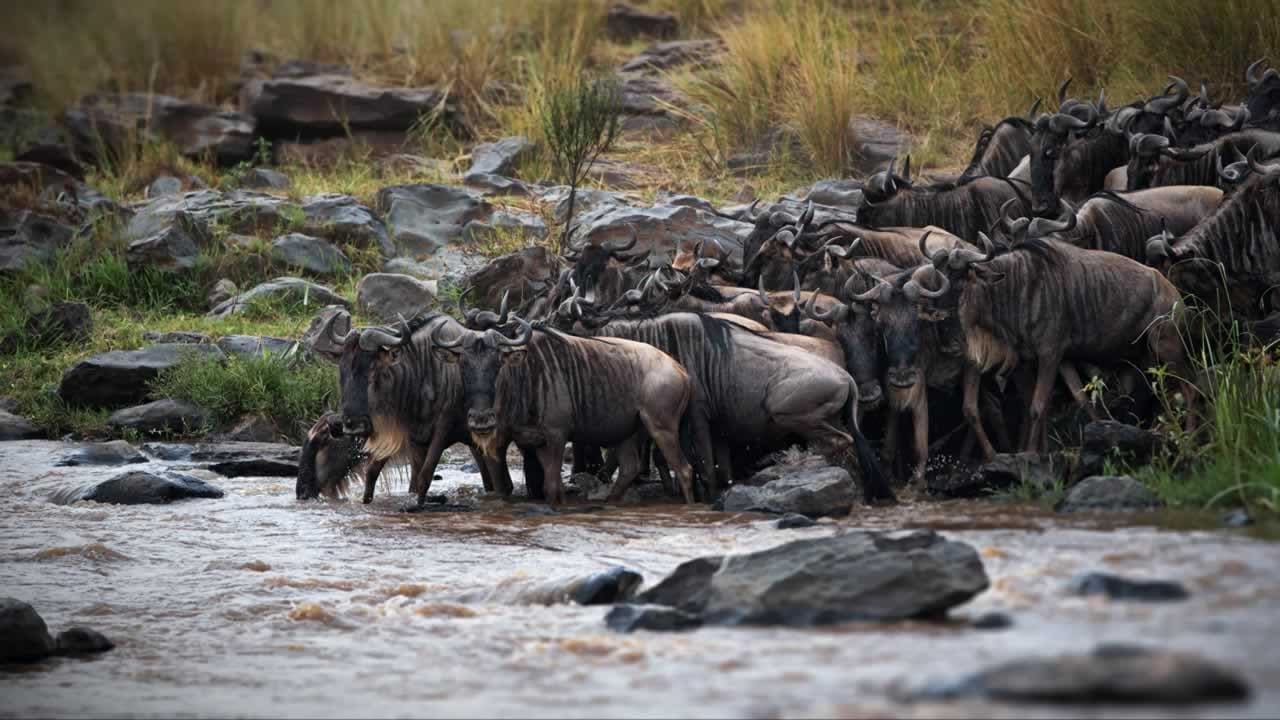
1095;87;1107;115
1145;221;1175;263
908;264;950;299
495;317;532;347
804;288;840;322
1247;144;1280;176
1027;199;1077;237
1028;96;1043;119
827;235;861;259
496;289;511;324
1134;133;1171;156
745;198;764;223
1247;57;1268;88
769;210;798;227
1049;107;1095;134
605;224;638;254
850;276;891;304
430;323;464;350
792;271;802;304
902;155;912;183
757;274;770;303
1105;105;1139;135
1057;77;1072;105
358;327;404;352
1163;115;1178;145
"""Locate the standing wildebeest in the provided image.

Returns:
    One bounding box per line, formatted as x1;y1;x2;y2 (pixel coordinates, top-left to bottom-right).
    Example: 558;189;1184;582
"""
957;99;1042;181
432;318;699;504
1030;186;1223;260
1124;129;1280;191
929;233;1197;455
858;156;1029;241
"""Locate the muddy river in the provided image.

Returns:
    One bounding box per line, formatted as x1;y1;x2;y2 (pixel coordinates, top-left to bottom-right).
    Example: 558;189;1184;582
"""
1;440;1277;718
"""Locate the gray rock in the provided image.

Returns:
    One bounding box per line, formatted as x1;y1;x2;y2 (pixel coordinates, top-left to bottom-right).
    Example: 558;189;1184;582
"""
620;39;720;73
930;452;1068;499
215;334;297;358
73;470;224;505
605;3;678;42
211;414;278;443
64;93;255;164
462;173;534;197
0;597;55;663
971;611;1014;630
803;179;864;207
655;193;716;213
1222;509;1254;527
271;59;351;79
244;73;460;136
207;279;237;309
605;604;703;633
208;277;349;318
205;455;297;477
155;441;299;465
299;193;391;256
146;175;184;197
460;210;547;244
585;157;655;188
271;232;351;275
107;399;209;435
0;300;92;352
1074;420;1164;482
720;466;856;518
464;246;566;319
542;186;632;224
0;409;40;440
235;168;290;190
356;273;437;322
847;115;909;176
123;189;293;271
1056;475;1162;513
59;343;227;408
299;305;351;360
464;136;533;179
375;184;492;258
0;396;16;413
140;331;211;345
571;203;749;270
614;73;684;131
54;627;114;655
916;645;1250;704
0;209;76;272
56;440;146;467
641;530;988;627
1067;572;1189;602
775;513;817;529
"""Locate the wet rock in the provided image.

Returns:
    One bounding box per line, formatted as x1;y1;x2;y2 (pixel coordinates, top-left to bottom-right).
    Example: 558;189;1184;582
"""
146;175;184;198
803;179;864;208
971;611;1014;630
847;116;909;175
207;279;238;309
1074;420;1164;481
59;343;226;408
375;183;492;258
0;300;92;352
300;193;392;255
461;209;547;244
930;452;1068;499
721;466;856;518
402;501;473;513
464;246;566;320
571;567;645;605
211;414;279;443
1221;509;1254;527
299;305;351;360
572;203;749;269
56;440;146;467
107;399;209;435
141;330;211;345
462;173;535;197
244;73;460;136
271;232;351;275
0;209;76;272
916;645;1250;704
355;273;437;323
206;456;297;478
1067;572;1189;602
208;277;349;318
1055;475;1162;513
464;136;533;179
54;627;114;656
233;168;290;190
0;597;55;663
184;441;300;464
64;93;255;164
215;334;298;358
606;604;703;633
641;530;988;626
73;470;225;505
620;39;720;74
605;3;677;42
0;409;41;440
775;513;817;529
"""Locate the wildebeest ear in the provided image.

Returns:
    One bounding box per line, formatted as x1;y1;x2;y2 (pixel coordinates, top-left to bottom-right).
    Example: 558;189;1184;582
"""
499;348;527;365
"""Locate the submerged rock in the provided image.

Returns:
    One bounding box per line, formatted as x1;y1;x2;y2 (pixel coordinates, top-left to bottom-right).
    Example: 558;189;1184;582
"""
606;604;703;633
70;470;224;505
0;597;56;663
458;566;643;606
1067;572;1189;602
971;611;1014;630
55;627;114;655
775;513;817;529
720;466;856;518
1056;475;1162;513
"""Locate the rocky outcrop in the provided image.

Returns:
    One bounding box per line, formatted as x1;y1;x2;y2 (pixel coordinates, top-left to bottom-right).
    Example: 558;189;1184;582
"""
299;193;391;256
1067;572;1189;602
464;136;533;180
64;93;255;164
106;399;209;435
59;343;226;408
244;73;460;136
232;168;290;190
464;246;566;320
375;184;492;258
605;3;678;42
208;277;349;318
69;470;225;505
718;465;856;518
614;73;685;132
460;210;547;244
571;203;749;269
271;233;351;275
1056;475;1162;513
355;273;437;323
0;409;40;440
0;209;76;273
620;40;720;73
605;604;703;633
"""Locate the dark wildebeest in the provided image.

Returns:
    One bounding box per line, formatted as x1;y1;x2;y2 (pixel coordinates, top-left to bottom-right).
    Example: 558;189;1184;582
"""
1028;97;1124;217
1124;128;1280;191
1029;186;1223;261
1176;102;1252;147
1246;58;1280;123
858;156;1029;242
1146;148;1280;319
957;99;1042;181
650;265;774;328
930;232;1197;455
297;412;366;500
734;200;815;288
562;225;645;307
432;317;699;504
814;221;971;268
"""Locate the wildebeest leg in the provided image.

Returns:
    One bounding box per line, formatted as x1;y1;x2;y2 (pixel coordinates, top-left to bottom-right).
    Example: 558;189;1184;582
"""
652;446;673;495
1025;354;1062;454
690;412;717;500
962;364;997;461
573;445;604;476
883;407;901;479
1058;361;1100;421
536;443;567;505
981;389;1014;453
643;424;697;504
413;430;455;507
1011;364;1035;451
606;436;643;502
910;399;929;484
361;457;389;505
521;446;545;500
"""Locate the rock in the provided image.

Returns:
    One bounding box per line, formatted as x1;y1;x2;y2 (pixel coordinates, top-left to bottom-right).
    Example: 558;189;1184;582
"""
1067;572;1189;602
917;645;1250;704
641;530;988;626
245;74;460;136
543;186;632;223
572;204;749;270
605;604;703;633
803;179;864;207
211;414;279;443
64;93;255;164
0;161;122;219
215;334;298;358
0;209;76;272
146;175;184;198
620;40;720;74
0;396;16;412
141;331;211;345
0;409;40;440
0;300;92;351
1056;475;1162;513
775;513;817;529
299;193;392;255
460;566;642;605
271;58;352;79
123;189;290;271
54;627;114;655
464;136;533;179
1222;509;1254;527
570;566;645;605
73;470;224;505
0;597;55;663
172;441;300;464
271;232;351;275
234;168;290;190
375;184;492;258
383;253;487;284
464;246;566;320
929;452;1068;499
107;399;209;435
355;273;437;323
971;611;1014;630
847;116;909;175
208;277;349;318
59;343;226;408
381;153;454;177
462;173;535;197
614;73;685;132
299;305;351;360
1074;420;1164;481
655;192;716;213
460;210;547;244
123;202;205;271
585;157;656;188
56;440;146;467
605;3;678;42
205;456;297;477
274;131;411;167
720;466;856;518
207;279;237;309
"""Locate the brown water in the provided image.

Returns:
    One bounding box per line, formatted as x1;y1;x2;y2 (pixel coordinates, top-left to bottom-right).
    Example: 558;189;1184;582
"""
2;439;1278;719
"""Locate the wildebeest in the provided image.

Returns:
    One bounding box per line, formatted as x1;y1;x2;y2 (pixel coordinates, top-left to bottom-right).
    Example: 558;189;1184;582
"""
561;225;646;306
1246;58;1280;122
1124;129;1280;190
432;317;699;504
814;221;971;268
1030;186;1223;260
957;99;1041;181
859;156;1029;241
297;412;365;500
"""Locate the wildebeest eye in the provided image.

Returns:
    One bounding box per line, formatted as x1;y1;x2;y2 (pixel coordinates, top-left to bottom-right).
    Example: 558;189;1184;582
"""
385;346;402;364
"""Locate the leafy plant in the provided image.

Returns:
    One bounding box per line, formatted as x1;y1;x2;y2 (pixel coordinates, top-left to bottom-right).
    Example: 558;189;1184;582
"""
539;74;621;253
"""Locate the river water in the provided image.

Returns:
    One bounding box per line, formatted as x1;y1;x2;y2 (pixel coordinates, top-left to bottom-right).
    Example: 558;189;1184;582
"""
1;440;1278;718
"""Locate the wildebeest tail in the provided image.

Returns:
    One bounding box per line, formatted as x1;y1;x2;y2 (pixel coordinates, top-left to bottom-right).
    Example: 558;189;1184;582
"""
844;379;895;503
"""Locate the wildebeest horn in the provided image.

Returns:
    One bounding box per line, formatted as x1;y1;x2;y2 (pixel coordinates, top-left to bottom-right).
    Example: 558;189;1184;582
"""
430;323;465;350
1146;76;1188;114
1094;87;1107;115
1048;110;1093;135
495;317;532;347
901;155;912;183
323;310;355;346
1246;57;1267;89
1027;199;1077;237
1057;77;1072;105
605;224;638;254
757;274;771;302
918;230;946;267
905;264;950;300
744;198;764;223
774;228;798;248
850;275;891;304
1028;96;1043;119
1105;106;1139;135
358;326;403;352
826;235;861;259
1247;144;1280;176
1163;116;1178;144
804;289;841;322
1131;132;1170;156
1145;220;1175;263
792;272;802;304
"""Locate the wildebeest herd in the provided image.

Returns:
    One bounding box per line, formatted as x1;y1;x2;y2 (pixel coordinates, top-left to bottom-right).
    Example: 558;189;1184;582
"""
297;60;1280;509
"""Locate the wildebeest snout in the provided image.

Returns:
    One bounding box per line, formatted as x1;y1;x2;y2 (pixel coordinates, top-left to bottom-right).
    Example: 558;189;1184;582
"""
467;409;497;434
342;415;371;437
887;367;921;389
858;380;884;408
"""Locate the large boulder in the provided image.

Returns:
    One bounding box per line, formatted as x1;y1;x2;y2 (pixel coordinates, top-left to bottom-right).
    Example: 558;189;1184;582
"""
464;246;566;319
571;204;750;269
0;598;55;663
462;173;535;198
375;184;492;258
605;3;678;42
464;136;533;180
1056;475;1163;513
106;399;209;435
636;530;988;627
299;193;391;256
215;334;297;359
620;40;721;74
0;210;76;273
271;232;351;275
208;277;349;318
59;343;227;408
0;409;40;440
1074;420;1164;481
64;93;255;164
719;465;856;518
355;273;437;323
69;470;225;505
244;74;460;136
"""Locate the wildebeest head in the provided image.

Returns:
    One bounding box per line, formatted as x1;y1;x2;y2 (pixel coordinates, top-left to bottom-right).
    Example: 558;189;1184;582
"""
758;272;807;333
1123;116;1188;190
672;238;731;283
1246;58;1280;121
431;317;533;457
296;412;365;500
741;201;814;287
805;259;899;412
862;156;913;205
564;225;641;304
1029;80;1099;216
